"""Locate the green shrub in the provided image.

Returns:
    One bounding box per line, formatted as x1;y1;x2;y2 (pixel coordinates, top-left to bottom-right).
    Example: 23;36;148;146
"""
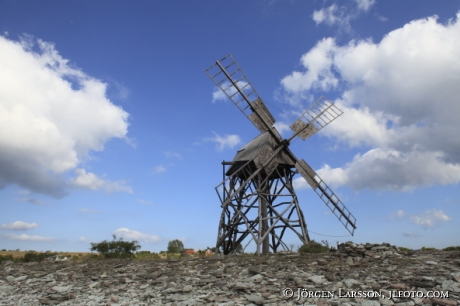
90;235;141;259
421;246;438;252
22;252;47;262
443;246;460;251
135;251;160;260
298;240;329;254
81;253;102;261
0;254;14;263
398;246;412;252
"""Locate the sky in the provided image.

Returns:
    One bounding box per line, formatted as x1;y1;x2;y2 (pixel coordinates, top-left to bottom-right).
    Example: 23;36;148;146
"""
0;0;459;253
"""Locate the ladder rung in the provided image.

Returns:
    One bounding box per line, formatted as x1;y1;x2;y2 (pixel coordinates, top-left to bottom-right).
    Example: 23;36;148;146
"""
229;69;239;78
216;78;227;86
224;61;236;70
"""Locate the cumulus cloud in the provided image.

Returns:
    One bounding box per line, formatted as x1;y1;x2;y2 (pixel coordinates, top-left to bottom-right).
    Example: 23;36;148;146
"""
410;209;452;229
1;221;38;230
1;233;55;242
283;13;460;191
208;132;241;151
273;122;292;136
355;0;376;11
282;38;339;93
392;210;407;218
317;149;460;191
14;198;43;205
71;169;132;193
212;81;249;103
154;165;166;173
111;81;130;101
0;35;130;197
390;209;452;229
138;199;154;205
113;228;160;243
78;208;100;213
163;151;182;159
313;1;375;29
403;232;420;238
77;236;91;243
313;5;343;27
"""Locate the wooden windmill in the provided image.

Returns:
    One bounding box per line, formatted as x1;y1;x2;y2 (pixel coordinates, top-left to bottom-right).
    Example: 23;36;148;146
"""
205;54;356;255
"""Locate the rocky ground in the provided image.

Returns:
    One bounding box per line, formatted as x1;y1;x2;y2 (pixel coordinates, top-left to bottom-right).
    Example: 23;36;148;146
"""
1;242;459;306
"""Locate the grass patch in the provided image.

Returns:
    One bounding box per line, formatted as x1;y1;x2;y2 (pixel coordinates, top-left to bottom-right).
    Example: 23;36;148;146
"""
398;246;412;252
443;246;460;251
135;251;161;260
298;240;329;254
421;246;438;252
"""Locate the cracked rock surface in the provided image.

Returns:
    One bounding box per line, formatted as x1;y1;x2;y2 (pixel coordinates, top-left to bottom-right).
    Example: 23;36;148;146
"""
0;242;459;306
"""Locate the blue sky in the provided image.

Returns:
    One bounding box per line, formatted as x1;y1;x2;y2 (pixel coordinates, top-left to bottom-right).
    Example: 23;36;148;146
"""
1;0;459;252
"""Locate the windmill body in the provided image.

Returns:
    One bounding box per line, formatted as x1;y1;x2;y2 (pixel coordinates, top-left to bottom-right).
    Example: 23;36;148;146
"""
205;54;357;255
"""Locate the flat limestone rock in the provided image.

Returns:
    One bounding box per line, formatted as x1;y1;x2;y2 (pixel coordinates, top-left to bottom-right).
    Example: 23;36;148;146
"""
1;246;459;305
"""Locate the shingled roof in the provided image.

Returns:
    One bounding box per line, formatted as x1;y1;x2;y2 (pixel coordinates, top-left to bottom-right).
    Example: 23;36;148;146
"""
225;131;295;178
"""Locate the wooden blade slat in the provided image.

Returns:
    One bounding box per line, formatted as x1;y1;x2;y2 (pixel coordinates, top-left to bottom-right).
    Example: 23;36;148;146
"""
290;96;343;141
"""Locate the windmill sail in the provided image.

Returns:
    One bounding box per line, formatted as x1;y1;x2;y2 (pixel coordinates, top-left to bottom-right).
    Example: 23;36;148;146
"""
290;96;343;141
205;54;275;133
295;159;356;235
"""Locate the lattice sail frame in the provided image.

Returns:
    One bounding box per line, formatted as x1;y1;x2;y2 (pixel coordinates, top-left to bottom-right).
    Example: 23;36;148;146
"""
216;162;310;255
205;54;275;133
290;96;344;141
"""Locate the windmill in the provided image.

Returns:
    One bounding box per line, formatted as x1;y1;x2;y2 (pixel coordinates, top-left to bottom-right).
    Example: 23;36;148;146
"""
205;54;356;255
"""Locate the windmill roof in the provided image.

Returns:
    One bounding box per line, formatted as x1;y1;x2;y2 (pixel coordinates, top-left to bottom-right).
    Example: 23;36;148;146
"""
226;131;294;177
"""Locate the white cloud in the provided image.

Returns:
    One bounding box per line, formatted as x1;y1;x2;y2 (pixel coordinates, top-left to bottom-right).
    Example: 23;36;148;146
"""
112;81;130;101
154;165;166;173
312;1;375;32
283;13;460;191
393;210;407;218
273;122;291;136
138;199;154;205
355;0;376;11
313;4;341;26
14;198;43;205
293;177;309;190
410;209;452;229
77;236;91;243
71;169;132;193
390;209;452;229
318;149;460;191
0;35;130;198
1;221;38;230
212;88;227;102
403;232;420;238
377;14;388;22
78;208;100;213
282;38;338;93
1;233;55;242
163;151;182;159
312;4;358;32
208;132;241;151
113;228;160;243
212;81;249;103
